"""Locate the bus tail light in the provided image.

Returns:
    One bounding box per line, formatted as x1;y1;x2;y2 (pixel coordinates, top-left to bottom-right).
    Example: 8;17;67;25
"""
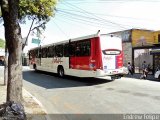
116;54;123;69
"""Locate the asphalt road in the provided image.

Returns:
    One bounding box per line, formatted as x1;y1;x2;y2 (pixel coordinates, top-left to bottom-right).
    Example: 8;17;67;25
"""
1;66;160;120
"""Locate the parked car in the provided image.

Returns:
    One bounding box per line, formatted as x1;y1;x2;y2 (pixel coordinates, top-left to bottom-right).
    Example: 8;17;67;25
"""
154;70;160;80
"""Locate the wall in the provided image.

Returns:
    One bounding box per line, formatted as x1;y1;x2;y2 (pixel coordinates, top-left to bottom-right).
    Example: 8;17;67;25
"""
122;42;132;66
132;29;154;47
108;30;132;66
153;31;160;43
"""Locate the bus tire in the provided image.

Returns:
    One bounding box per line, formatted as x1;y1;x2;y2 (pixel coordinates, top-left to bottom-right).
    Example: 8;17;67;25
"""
111;76;115;80
58;66;64;77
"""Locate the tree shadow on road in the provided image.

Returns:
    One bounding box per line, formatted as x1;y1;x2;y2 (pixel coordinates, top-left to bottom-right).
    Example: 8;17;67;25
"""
22;70;113;89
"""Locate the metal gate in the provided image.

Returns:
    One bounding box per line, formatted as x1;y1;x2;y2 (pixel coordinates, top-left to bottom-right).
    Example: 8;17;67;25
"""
134;49;153;73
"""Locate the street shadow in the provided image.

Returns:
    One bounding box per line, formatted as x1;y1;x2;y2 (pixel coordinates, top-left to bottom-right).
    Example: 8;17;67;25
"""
22;70;113;89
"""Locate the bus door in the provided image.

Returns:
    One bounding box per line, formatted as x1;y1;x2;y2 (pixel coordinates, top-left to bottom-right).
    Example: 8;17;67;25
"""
69;42;76;69
37;47;41;66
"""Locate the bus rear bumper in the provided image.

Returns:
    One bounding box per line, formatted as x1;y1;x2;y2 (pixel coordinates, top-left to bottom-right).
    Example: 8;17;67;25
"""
96;67;128;77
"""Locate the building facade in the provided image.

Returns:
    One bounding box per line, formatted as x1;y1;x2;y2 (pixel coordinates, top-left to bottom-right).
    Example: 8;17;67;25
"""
109;29;160;74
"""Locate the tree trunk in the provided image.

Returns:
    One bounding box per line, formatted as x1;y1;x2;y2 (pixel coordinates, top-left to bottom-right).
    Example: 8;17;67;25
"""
1;0;23;103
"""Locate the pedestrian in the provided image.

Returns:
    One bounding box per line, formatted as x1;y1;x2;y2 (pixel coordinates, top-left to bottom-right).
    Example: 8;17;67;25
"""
127;62;133;75
141;61;148;79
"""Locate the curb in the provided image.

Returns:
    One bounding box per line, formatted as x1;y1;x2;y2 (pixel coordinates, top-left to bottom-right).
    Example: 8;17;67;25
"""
23;88;51;120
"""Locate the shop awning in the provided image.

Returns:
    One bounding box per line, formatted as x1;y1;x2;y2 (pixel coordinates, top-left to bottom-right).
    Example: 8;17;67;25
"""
150;47;160;55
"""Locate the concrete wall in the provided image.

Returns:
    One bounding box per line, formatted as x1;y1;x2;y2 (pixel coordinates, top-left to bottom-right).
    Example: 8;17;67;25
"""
132;29;154;47
122;42;132;67
153;31;160;43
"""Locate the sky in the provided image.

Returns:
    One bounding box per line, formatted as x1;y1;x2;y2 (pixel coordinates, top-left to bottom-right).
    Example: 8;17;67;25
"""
1;0;160;53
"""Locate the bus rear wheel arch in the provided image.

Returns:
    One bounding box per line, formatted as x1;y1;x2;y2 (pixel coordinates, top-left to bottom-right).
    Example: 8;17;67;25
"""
57;66;64;77
111;75;121;80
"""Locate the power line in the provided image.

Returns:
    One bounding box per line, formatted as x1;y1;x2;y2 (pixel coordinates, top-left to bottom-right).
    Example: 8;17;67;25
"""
55;0;155;34
56;8;153;22
61;1;129;29
53;21;70;39
58;1;156;30
62;0;160;2
56;9;125;27
55;9;129;28
55;15;96;32
57;12;121;30
56;8;138;29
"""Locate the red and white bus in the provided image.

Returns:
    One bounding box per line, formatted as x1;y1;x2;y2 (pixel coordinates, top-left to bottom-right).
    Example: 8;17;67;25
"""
28;31;127;80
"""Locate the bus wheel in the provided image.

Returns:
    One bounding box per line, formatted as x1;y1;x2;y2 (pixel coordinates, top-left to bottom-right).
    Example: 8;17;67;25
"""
111;76;115;80
58;66;64;77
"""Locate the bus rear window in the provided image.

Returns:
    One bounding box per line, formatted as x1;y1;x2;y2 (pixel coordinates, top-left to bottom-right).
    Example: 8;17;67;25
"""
102;49;121;55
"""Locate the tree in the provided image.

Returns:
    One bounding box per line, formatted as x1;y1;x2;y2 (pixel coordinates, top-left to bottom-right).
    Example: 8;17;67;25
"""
0;0;57;103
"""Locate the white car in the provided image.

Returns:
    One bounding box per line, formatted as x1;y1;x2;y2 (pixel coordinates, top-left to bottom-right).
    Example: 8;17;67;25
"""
154;70;160;80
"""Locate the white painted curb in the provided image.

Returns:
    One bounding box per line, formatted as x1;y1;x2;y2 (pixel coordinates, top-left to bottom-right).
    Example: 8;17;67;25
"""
23;88;51;120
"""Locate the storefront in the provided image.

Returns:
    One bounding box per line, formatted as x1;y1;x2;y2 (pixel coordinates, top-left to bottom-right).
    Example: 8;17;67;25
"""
109;29;155;74
150;47;160;73
109;29;160;75
133;47;154;74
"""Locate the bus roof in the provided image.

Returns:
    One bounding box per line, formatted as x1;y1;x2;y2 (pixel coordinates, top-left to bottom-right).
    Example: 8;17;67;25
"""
29;30;112;51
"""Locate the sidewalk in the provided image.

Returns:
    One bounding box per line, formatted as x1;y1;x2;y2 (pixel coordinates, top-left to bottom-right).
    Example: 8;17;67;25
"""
124;73;156;81
0;78;47;120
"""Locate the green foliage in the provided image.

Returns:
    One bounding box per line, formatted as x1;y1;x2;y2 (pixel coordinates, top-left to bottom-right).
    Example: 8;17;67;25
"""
19;0;57;22
0;38;5;48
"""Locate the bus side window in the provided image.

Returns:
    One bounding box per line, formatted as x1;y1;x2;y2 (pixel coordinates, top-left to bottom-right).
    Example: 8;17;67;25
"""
35;49;39;58
29;51;31;60
48;46;55;58
64;43;69;57
69;42;75;57
33;50;35;57
86;41;91;56
42;48;48;58
41;48;44;58
52;45;56;57
75;42;81;56
38;48;41;58
45;48;48;58
55;45;63;57
81;40;91;56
